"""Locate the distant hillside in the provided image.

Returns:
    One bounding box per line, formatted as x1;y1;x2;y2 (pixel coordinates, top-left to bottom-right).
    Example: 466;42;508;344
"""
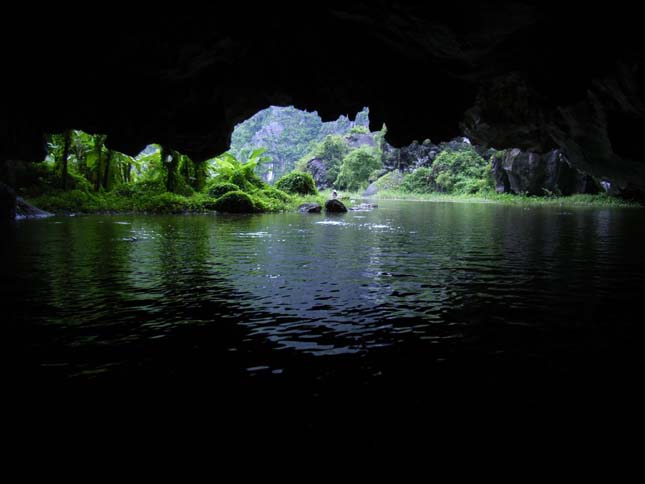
229;106;369;182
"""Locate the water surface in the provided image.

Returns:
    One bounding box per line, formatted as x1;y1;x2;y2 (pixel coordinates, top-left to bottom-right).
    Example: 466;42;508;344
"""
4;200;644;430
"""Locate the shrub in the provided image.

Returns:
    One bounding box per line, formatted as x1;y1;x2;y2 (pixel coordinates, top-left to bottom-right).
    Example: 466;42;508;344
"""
212;191;256;213
257;187;292;202
137;193;193;213
275;172;318;195
430;149;491;194
230;164;266;192
374;171;404;191
296;135;349;186
207;182;241;199
401;167;434;193
349;125;370;134
334;146;382;191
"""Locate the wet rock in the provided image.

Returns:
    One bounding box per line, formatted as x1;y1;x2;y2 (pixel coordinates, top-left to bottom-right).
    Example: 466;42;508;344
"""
383;139;439;172
305;158;329;190
491;148;600;195
362;183;378;196
0;182;16;220
298;202;322;213
324;199;348;213
16;197;53;220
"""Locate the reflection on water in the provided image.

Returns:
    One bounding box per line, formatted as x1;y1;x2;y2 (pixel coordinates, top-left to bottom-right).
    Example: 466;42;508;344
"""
3;201;645;407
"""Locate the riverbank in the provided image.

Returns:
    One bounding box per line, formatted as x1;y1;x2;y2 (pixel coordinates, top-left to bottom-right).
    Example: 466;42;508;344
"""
25;189;329;216
23;187;640;217
334;189;642;209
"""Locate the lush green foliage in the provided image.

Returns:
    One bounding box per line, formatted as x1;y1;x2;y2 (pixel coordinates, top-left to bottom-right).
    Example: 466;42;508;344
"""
349;125;370;134
211;191;256;213
335;146;382;191
295;134;350;186
229;106;370;182
357;189;640;208
275;172;318;195
400;148;493;194
373;170;404;191
207;182;241;199
430;149;492;194
400;167;434;193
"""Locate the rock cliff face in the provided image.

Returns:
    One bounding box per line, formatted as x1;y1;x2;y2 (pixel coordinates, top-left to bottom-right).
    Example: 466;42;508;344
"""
305;158;329;190
491;149;599;196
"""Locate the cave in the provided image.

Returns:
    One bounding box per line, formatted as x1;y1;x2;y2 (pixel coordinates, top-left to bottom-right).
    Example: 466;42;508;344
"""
3;3;645;192
3;3;645;446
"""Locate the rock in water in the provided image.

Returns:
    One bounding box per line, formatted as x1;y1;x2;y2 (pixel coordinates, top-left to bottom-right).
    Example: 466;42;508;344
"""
325;199;348;213
16;197;53;220
298;202;322;213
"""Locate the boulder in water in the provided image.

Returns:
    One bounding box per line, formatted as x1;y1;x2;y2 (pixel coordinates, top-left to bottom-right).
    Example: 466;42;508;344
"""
324;199;348;213
298;202;322;213
16;197;53;220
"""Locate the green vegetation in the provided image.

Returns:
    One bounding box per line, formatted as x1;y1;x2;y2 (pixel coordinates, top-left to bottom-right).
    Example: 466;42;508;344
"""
207;182;241;199
21;132;317;215
335;146;382;191
9;109;637;217
355;190;641;208
295;134;349;186
275;172;318;195
373;170;404;191
229;106;370;182
211;191;256;213
400;148;492;194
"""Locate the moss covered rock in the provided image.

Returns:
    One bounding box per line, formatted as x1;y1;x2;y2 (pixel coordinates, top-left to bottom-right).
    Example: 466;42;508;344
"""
257;187;291;202
212;190;256;213
207;182;241;199
275;172;318;195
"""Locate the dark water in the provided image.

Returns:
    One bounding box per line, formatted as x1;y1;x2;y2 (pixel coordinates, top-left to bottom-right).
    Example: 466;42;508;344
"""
4;201;645;436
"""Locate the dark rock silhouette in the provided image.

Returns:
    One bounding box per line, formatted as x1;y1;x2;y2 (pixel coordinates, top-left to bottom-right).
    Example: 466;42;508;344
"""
324;199;348;213
491;149;599;196
298;203;322;213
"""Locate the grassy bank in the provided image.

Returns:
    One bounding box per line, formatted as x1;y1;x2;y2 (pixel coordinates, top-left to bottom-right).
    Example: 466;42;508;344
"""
332;189;642;209
27;189;328;215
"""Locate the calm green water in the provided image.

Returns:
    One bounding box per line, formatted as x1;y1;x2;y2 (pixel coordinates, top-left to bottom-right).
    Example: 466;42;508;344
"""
4;200;645;428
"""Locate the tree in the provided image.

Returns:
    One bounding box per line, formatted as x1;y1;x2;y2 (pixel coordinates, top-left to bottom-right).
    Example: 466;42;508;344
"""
335;146;382;191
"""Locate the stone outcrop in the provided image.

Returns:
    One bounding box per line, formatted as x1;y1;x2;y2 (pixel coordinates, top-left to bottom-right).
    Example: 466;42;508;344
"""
16;197;53;220
383;139;439;172
324;199;348;213
305;158;329;190
345;133;376;149
362;183;378;197
491;149;599;196
298;203;322;213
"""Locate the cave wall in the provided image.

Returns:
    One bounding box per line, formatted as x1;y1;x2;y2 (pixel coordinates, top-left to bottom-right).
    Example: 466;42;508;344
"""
2;3;644;191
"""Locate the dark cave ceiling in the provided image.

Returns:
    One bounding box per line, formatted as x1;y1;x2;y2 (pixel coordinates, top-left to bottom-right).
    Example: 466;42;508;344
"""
2;2;645;189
